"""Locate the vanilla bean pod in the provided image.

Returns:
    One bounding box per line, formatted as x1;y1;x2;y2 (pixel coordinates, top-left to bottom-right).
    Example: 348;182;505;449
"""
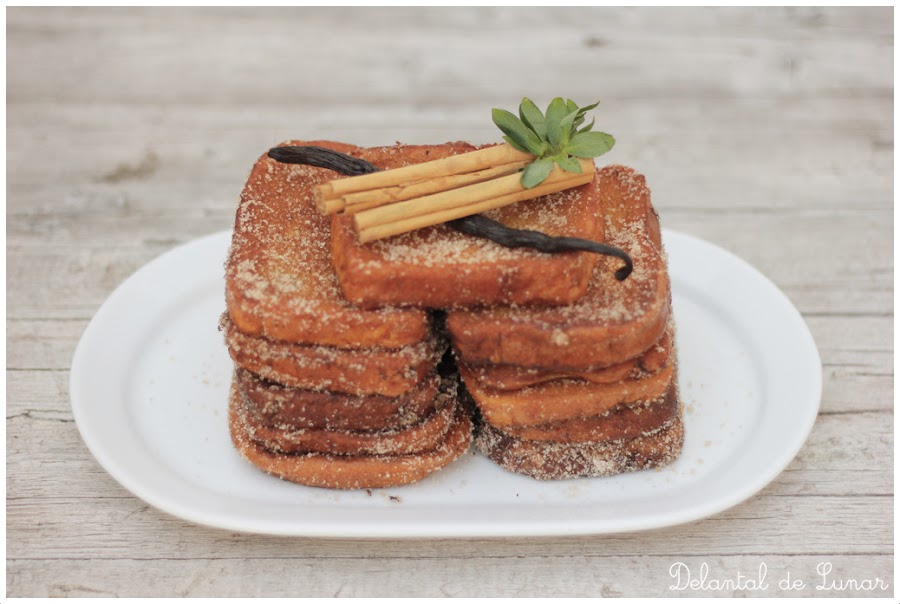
447;215;632;280
267;146;379;176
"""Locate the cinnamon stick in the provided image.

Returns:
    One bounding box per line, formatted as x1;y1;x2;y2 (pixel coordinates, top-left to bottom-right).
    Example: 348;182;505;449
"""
338;160;531;215
356;160;595;243
354;158;594;232
313;144;533;202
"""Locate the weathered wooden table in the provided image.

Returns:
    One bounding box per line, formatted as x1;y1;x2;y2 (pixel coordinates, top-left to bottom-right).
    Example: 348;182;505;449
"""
7;7;892;597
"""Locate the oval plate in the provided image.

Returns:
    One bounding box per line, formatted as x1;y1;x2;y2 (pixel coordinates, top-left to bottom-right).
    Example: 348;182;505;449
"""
70;229;822;537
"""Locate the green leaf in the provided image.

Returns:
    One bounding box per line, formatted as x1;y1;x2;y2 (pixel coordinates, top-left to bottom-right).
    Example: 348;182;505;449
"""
573;100;599;127
493;98;611;171
566;131;615;158
577;117;595;134
559;109;580;147
520;157;555;188
502;135;529;154
545;98;569;148
576;100;600;115
492;108;546;156
554;154;582;173
518;98;547;141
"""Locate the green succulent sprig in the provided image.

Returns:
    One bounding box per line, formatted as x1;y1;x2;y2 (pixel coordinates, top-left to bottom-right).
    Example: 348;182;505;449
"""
492;97;615;188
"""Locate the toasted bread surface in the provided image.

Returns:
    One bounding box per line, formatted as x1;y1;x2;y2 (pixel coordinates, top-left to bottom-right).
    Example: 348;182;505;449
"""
225;140;430;349
330;143;603;308
237;369;439;432
447;165;670;370
477;408;684;480
494;380;678;443
462;321;673;391
459;358;675;428
236;388;455;456
221;313;443;397
229;380;473;489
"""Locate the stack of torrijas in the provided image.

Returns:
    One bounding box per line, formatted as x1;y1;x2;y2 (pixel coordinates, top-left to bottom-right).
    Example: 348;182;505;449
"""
445;166;683;479
225;140;683;488
222;141;472;489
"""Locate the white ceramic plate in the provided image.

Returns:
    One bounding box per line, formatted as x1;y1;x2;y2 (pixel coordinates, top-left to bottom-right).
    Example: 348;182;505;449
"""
70;229;821;537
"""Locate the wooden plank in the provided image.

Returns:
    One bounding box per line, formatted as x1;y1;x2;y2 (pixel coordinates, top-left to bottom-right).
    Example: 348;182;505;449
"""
6;554;894;597
8;6;893;39
6;99;891;214
7;245;212;319
6;370;70;420
6;493;893;562
776;411;892;494
807;316;893;415
5;96;891;166
7;8;891;106
7;321;87;369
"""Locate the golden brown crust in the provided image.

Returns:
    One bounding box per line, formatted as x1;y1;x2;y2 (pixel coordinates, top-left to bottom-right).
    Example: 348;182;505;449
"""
476;406;684;480
235;382;456;456
230;381;474;490
496;380;678;443
459;358;675;428
330;143;602;309
221;313;444;397
237;369;439;432
225;139;430;349
446;165;670;371
463;321;673;391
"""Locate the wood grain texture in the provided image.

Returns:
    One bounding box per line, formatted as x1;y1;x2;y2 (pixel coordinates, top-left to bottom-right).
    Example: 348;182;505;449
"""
7;555;893;597
6;6;893;598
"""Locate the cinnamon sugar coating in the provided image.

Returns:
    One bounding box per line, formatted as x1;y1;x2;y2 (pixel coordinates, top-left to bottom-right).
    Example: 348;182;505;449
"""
447;165;670;371
225;140;430;349
330;143;602;309
221;313;444;397
459;356;676;428
494;380;679;443
477;403;684;480
229;378;473;490
235;377;457;456
463;320;674;391
237;369;439;432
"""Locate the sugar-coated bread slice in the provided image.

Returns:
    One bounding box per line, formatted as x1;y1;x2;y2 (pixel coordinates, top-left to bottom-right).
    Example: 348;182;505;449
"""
235;380;456;456
221;313;444;397
225;140;430;349
447;165;670;370
459;356;675;428
491;380;679;443
477;406;684;480
237;369;439;432
330;143;603;309
229;380;474;490
461;320;673;391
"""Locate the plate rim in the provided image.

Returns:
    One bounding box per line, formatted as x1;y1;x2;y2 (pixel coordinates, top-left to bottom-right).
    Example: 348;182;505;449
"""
69;228;822;538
